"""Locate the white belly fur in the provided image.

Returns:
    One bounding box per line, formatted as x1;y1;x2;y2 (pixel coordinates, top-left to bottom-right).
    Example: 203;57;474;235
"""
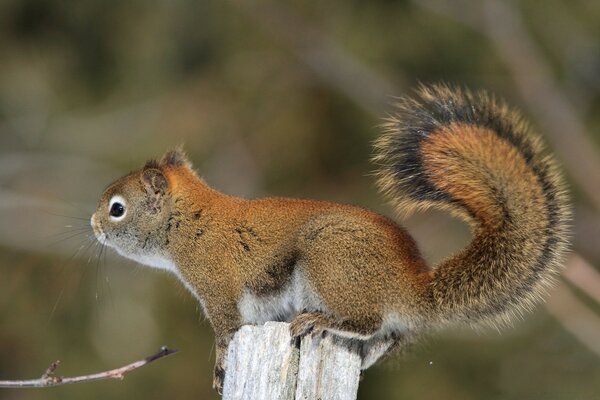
119;249;207;312
238;267;324;325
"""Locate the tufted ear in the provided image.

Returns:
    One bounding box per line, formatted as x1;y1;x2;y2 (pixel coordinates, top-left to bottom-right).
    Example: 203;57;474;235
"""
161;147;191;168
141;167;168;214
142;168;168;196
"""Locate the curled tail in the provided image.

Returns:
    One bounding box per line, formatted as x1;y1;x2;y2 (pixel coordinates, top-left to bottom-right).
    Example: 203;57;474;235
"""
373;84;570;325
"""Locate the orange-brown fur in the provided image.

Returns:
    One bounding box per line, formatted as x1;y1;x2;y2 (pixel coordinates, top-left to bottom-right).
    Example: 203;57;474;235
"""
91;85;570;394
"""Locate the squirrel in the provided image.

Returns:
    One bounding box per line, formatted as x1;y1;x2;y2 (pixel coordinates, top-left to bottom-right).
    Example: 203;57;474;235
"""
91;84;569;394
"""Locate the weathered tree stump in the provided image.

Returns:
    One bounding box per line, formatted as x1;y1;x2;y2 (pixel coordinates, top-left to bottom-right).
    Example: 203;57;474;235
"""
223;322;362;400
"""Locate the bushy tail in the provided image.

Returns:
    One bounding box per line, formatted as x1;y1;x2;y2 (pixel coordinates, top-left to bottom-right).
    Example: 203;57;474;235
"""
373;84;570;326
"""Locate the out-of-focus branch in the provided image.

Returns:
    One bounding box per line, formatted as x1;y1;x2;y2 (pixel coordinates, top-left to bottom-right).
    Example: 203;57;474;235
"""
526;1;600;108
545;285;600;357
228;0;395;115
0;346;177;388
482;0;600;208
564;254;600;305
543;254;600;358
416;0;600;210
574;205;600;260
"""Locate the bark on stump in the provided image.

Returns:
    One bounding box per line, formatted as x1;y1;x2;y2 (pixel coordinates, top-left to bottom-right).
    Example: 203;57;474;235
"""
223;322;362;400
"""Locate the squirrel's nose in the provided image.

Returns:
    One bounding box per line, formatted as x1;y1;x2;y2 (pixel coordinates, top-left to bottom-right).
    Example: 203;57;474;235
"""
90;213;103;240
90;216;107;243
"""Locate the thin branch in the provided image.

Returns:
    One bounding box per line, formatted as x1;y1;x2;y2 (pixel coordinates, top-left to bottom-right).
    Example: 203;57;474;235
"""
0;346;177;388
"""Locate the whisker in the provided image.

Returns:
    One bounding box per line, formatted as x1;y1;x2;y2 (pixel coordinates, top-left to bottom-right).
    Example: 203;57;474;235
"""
47;195;92;216
46;288;65;325
88;240;100;264
47;230;92;247
66;234;95;259
94;240;106;303
46;233;96;326
51;227;91;236
77;237;99;285
56;223;91;229
43;211;91;221
102;242;115;312
50;225;92;235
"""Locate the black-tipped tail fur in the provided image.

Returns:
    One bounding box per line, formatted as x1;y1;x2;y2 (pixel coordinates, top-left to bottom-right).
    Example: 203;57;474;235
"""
374;84;570;326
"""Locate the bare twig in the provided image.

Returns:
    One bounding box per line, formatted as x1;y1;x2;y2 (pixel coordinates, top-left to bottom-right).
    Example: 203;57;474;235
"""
0;346;177;388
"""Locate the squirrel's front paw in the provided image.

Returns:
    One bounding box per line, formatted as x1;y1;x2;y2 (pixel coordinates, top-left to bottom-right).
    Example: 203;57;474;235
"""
213;364;226;395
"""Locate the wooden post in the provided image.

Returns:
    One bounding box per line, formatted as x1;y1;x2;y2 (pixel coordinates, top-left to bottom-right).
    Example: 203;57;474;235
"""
223;322;362;400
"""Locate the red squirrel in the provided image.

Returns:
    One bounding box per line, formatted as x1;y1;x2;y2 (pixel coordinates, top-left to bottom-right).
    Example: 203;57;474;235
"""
91;85;570;393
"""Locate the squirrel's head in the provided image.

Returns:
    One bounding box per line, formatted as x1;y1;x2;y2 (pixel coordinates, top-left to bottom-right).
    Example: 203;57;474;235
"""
91;148;195;270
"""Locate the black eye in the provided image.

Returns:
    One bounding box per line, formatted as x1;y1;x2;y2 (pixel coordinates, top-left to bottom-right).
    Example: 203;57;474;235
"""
110;202;125;218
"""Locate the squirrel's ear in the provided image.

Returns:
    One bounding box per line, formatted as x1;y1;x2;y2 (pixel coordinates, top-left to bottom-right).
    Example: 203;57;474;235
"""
142;168;168;196
161;147;191;168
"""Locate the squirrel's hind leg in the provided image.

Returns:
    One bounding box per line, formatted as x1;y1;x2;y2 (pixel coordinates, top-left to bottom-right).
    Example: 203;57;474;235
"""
289;311;407;369
289;311;382;341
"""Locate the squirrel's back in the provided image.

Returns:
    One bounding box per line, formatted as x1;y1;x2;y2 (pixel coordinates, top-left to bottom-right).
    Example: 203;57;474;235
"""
373;84;570;326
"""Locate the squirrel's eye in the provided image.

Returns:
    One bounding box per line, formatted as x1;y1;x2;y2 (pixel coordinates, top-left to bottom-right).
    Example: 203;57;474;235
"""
110;202;125;218
108;195;127;221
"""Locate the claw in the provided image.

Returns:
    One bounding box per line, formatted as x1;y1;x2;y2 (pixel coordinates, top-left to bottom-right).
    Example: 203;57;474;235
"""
289;313;325;344
213;365;225;395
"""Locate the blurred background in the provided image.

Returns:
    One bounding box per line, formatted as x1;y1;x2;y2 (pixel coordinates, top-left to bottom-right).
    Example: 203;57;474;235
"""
0;0;599;399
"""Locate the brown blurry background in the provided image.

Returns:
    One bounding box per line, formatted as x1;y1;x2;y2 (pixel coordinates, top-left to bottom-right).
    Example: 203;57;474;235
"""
1;1;599;399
